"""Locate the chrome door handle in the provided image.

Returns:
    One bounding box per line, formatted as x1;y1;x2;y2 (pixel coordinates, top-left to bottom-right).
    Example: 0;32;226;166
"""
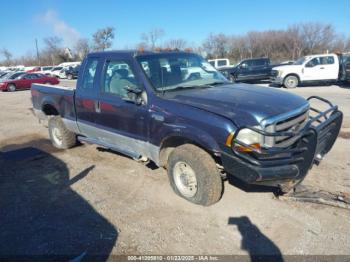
320;67;325;69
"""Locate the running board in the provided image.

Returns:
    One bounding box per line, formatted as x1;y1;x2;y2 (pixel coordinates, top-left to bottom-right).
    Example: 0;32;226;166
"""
77;136;141;160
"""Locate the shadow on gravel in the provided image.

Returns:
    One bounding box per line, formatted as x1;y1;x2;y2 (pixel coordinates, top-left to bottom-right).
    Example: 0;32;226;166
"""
0;140;118;260
227;174;279;194
228;216;283;262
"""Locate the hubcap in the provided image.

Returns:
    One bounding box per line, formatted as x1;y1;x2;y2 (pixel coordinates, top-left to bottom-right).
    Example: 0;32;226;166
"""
173;161;198;198
287;77;297;88
52;127;63;145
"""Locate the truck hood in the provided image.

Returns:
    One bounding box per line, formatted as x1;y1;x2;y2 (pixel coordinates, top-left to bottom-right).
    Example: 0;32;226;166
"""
167;83;309;127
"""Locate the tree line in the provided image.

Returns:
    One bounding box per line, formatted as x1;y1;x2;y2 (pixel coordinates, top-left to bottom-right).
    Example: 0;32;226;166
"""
1;22;350;67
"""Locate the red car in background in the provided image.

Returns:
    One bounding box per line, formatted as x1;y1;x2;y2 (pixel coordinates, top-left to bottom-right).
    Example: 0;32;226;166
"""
0;73;59;92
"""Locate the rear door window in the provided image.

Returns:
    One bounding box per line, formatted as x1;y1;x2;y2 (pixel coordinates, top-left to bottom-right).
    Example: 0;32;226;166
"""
217;60;228;67
320;56;335;65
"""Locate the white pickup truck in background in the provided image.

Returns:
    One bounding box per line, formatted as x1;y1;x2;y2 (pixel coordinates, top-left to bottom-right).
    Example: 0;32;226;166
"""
208;58;232;69
271;53;341;88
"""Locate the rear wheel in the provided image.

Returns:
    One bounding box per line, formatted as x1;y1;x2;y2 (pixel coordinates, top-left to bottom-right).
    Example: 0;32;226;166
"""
284;75;299;89
167;144;223;206
67;74;73;80
48;116;77;149
7;84;16;92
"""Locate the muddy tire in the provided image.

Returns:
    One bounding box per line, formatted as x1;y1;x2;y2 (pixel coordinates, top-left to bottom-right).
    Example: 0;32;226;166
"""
7;84;16;92
283;75;299;89
48;116;77;149
167;144;223;206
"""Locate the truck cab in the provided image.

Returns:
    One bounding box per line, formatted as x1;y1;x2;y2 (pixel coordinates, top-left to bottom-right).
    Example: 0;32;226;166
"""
272;53;340;88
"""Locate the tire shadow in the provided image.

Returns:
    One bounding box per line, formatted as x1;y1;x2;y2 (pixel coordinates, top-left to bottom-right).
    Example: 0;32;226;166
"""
0;140;118;260
228;216;283;261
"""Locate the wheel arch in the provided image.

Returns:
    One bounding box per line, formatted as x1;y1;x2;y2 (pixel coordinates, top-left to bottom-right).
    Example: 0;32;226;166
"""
284;73;300;82
42;102;59;116
158;133;221;168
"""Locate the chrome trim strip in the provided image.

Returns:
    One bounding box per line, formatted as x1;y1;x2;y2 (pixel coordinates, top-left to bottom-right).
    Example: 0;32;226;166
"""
275;111;309;131
77;122;160;164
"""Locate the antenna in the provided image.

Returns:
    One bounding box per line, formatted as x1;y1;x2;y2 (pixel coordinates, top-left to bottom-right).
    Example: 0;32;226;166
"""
35;38;40;66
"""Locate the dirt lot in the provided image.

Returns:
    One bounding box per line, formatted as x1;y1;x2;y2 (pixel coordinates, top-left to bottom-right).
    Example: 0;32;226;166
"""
0;82;350;258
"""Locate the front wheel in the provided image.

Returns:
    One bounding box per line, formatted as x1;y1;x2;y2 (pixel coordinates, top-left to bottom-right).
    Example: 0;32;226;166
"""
7;84;16;92
48;116;77;149
283;75;299;89
167;144;223;206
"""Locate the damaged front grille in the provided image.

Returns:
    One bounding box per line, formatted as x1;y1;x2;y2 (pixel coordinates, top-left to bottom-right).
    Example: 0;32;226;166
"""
264;107;309;148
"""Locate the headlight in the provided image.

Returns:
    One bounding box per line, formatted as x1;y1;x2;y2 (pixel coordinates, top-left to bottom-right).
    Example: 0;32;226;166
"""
278;70;283;77
226;127;264;153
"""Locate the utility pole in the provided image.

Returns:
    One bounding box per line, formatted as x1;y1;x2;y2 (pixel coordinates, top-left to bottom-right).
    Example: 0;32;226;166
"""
35;38;40;66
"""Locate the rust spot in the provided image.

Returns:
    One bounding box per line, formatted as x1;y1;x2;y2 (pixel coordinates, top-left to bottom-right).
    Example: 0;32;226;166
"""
339;131;350;139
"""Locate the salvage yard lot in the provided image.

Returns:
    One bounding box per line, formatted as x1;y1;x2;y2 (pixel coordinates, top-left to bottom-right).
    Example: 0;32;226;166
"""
1;82;350;256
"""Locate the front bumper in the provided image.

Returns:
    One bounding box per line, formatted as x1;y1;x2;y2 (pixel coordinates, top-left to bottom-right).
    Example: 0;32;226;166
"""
270;76;284;85
221;96;343;188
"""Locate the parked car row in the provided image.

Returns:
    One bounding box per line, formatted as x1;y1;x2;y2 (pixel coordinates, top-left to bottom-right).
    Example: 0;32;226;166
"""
0;62;81;80
215;53;350;88
0;71;59;92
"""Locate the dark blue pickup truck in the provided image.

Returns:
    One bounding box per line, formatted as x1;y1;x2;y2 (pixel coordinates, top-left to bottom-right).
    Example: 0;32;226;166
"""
31;50;343;206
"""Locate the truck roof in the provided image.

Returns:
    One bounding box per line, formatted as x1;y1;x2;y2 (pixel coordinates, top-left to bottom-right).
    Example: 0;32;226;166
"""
88;50;195;58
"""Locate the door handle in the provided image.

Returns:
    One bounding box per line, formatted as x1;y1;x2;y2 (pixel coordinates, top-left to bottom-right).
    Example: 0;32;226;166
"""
95;101;101;113
320;67;325;69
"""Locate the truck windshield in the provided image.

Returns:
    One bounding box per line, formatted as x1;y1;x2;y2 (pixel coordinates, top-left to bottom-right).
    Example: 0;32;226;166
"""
293;57;306;65
136;53;228;92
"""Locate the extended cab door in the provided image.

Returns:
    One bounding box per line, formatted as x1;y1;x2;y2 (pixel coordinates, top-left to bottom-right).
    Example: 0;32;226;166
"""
75;57;101;137
303;55;339;81
94;58;149;157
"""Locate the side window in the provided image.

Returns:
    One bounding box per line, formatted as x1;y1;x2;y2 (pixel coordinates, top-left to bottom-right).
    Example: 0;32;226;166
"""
82;58;98;90
140;61;150;77
306;57;320;67
241;60;252;68
252;59;266;67
324;56;335;65
103;60;138;98
217;60;228;67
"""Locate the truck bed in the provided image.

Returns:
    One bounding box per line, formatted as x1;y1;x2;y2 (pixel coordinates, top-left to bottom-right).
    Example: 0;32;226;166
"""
31;83;77;124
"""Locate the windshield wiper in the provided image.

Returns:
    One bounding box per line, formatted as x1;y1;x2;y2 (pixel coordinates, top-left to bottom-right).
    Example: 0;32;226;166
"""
167;85;211;92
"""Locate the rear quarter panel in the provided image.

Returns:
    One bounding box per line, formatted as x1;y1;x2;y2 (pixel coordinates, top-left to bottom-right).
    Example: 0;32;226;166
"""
31;84;76;122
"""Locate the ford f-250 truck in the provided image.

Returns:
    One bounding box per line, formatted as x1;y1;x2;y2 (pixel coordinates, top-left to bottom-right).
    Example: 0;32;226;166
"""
31;50;343;206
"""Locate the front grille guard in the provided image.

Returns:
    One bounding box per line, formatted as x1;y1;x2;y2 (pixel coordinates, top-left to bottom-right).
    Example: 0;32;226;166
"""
232;96;339;159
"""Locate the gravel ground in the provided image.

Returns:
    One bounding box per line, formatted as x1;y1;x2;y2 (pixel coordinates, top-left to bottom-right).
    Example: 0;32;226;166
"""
0;81;350;258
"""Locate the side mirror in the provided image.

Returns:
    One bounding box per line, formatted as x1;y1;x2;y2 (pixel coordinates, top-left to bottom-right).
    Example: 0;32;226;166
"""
123;85;144;105
240;63;248;69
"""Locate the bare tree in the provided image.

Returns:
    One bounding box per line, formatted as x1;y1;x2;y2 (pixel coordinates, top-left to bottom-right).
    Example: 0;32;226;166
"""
141;28;165;50
203;33;229;58
164;38;187;50
75;38;91;60
0;48;13;66
92;27;115;51
43;36;71;64
300;22;336;54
